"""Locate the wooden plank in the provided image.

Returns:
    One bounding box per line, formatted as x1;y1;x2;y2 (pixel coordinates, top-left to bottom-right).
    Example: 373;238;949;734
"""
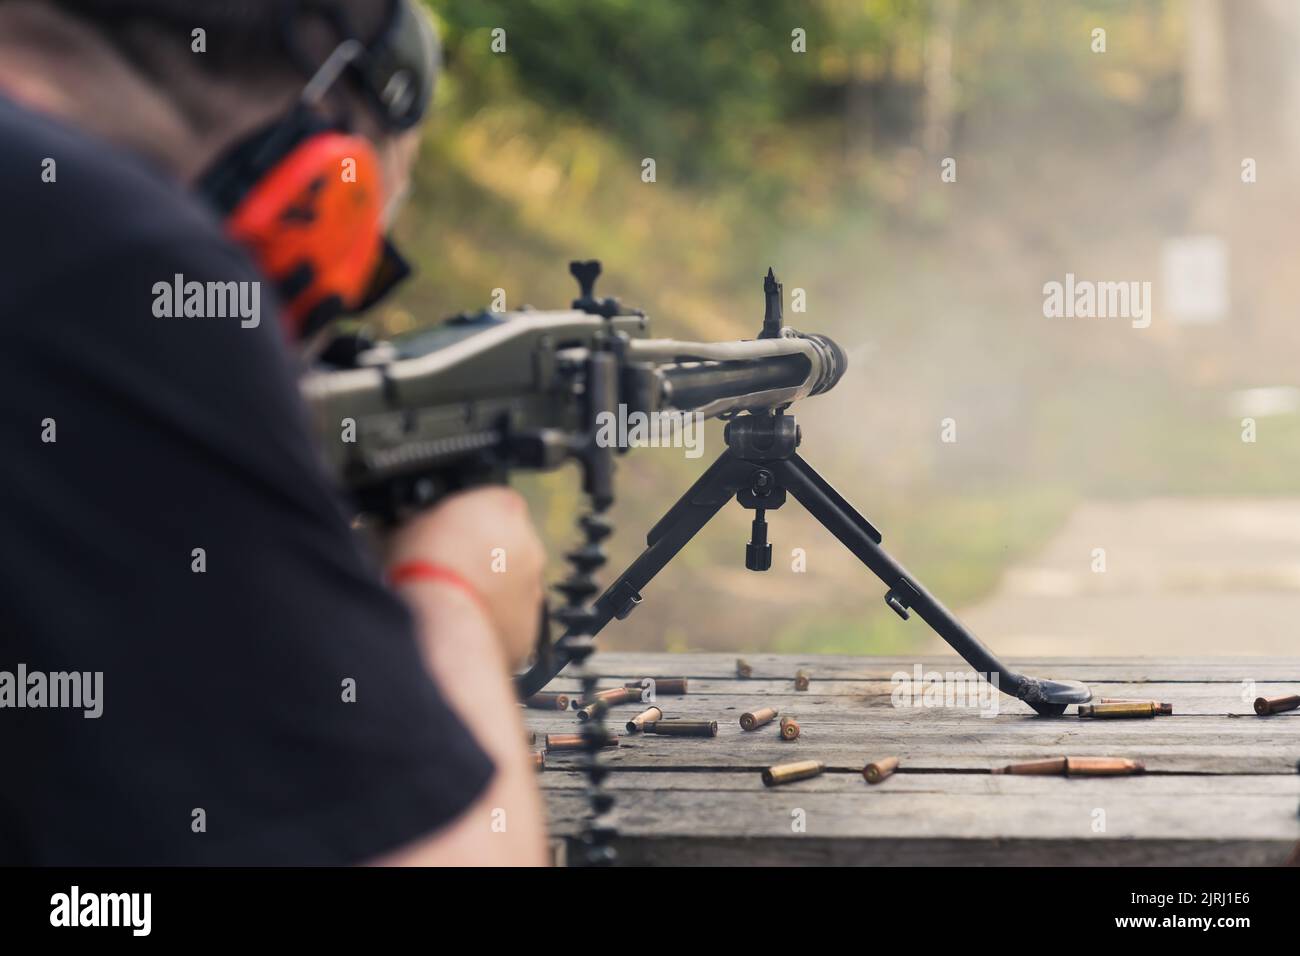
527;711;1299;771
540;790;1300;865
538;770;1300;801
526;705;1299;738
531;684;1299;718
549;652;1300;683
531;738;1299;774
538;770;1300;796
543;780;1299;839
538;679;1298;716
537;748;1294;774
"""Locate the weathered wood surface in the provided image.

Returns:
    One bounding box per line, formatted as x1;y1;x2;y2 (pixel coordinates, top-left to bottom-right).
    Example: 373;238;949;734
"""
525;653;1300;865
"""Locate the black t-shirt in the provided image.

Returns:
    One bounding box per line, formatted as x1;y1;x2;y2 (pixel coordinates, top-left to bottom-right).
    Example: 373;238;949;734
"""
0;96;494;864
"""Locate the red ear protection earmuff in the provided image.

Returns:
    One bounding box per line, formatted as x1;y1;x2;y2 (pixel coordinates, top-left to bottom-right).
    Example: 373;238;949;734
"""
197;0;436;339
222;128;385;339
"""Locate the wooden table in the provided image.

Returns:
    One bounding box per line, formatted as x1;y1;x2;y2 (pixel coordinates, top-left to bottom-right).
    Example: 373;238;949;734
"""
525;653;1300;865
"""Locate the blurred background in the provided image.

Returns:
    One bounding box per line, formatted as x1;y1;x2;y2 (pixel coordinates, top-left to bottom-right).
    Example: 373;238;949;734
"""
379;0;1300;658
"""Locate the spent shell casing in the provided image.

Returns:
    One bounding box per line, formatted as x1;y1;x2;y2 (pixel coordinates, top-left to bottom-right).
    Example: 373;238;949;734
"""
603;686;642;703
524;692;570;711
736;658;753;678
576;698;611;723
1078;701;1171;718
1254;694;1300;716
991;757;1069;775
642;720;718;737
1065;757;1145;776
863;755;900;784
762;759;825;787
625;705;663;733
576;687;639;708
740;706;779;731
992;756;1144;776
1099;697;1175;710
625;677;688;696
532;751;545;771
546;733;619;752
794;669;810;691
779;715;800;740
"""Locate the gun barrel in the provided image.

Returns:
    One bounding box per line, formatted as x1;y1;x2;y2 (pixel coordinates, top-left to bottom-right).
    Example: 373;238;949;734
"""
628;331;846;419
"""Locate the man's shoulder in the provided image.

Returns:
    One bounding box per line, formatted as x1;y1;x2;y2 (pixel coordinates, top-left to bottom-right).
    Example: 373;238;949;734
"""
0;93;299;454
0;95;248;288
0;93;286;362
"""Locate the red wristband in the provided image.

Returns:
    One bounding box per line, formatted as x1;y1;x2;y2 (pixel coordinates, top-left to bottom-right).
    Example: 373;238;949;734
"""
388;561;490;616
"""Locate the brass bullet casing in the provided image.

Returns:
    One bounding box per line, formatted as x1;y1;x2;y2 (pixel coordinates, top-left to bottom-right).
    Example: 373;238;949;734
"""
740;707;779;731
1254;694;1300;716
794;669;810;691
762;759;825;787
642;720;718;737
1078;701;1171;718
625;705;663;733
545;733;619;752
736;658;753;678
991;757;1069;775
779;715;800;740
992;756;1145;777
1099;697;1175;710
576;687;639;709
603;686;642;703
576;698;611;723
625;678;688;696
532;751;545;771
862;755;900;784
524;692;569;711
1065;757;1145;776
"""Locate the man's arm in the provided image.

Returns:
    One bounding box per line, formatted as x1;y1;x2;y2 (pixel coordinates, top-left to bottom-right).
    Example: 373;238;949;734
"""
373;578;547;865
372;487;550;866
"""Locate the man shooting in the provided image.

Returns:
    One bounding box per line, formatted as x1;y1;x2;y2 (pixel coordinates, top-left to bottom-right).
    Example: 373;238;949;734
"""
0;0;548;865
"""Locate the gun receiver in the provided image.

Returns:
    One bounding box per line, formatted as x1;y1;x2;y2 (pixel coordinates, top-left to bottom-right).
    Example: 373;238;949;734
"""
302;267;845;518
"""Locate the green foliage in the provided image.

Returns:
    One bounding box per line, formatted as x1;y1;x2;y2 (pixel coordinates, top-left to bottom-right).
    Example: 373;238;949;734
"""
431;0;831;181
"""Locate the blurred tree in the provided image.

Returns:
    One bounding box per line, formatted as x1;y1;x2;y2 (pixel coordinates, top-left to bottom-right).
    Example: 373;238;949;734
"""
430;0;832;180
922;0;957;157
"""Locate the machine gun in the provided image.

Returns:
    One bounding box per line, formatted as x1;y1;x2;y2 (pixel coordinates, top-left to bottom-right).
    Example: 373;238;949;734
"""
303;261;1092;862
303;259;1090;713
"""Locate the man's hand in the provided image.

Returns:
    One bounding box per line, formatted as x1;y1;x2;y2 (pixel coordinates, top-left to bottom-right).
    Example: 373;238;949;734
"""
386;487;546;669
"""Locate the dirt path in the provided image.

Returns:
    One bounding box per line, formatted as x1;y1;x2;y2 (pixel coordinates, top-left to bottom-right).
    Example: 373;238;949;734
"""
933;498;1300;657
